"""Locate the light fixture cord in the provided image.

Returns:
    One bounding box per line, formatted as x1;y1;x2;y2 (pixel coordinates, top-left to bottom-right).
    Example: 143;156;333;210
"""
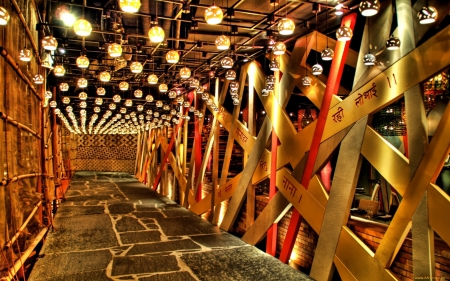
305;28;308;77
368;18;371;54
315;13;318;64
325;0;328;48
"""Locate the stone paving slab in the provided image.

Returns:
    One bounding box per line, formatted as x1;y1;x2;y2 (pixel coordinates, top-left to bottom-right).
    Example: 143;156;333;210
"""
30;171;312;281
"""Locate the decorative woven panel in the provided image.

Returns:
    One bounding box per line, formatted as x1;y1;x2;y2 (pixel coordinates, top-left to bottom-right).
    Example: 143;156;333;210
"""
75;135;137;173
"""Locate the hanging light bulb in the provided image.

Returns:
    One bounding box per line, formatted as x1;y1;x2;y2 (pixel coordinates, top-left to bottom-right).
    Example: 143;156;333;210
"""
221;56;234;69
205;4;223;25
321;47;334;61
45;91;52;99
148;26;165;43
95;98;103;105
99;71;111;82
190;79;199;88
120;107;127;114
79;92;88;100
108;43;122;57
336;26;353;41
49;101;57;108
180;67;191;79
359;0;380;17
225;70;236;80
137;105;144;111
73;19;92;36
266;75;276;85
109;103;117;110
62;97;70;104
312;64;323;75
159;83;168;92
147;74;158;84
130;61;143;73
215;35;230;50
363;53;376;65
202;93;209;100
78;78;88;88
168;90;177;99
41;52;54;69
60;83;69;92
94;106;101;113
97;87;106;95
119;0;141;13
418;6;437;25
177;96;184;104
113;94;122;103
302;76;312;86
119;81;129;90
146;95;154;102
80;101;87;108
76;55;90;68
42;36;58;51
232;98;240;106
0;7;10;25
386;35;401;50
335;3;344;15
183;101;190;108
166;50;180;64
196;86;204;94
134;89;143;98
54;65;65;76
66;106;73;113
273;41;286;55
278;18;295;35
230;81;239;91
269;59;279;71
156;100;163;107
19;49;32;62
125;99;133;107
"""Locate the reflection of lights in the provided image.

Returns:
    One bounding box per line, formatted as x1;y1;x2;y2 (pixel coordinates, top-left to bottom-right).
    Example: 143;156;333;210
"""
262;111;266;114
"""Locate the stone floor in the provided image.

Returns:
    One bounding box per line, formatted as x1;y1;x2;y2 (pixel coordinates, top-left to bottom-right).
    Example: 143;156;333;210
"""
30;171;312;281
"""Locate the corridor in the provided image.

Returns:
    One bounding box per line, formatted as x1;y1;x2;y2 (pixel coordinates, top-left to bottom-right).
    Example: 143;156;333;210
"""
29;172;311;281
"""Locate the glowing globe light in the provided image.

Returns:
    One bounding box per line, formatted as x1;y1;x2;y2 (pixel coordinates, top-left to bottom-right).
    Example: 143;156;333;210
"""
125;99;133;107
54;65;65;76
108;43;122;57
321;47;334;61
148;26;165;43
42;36;58;51
168;90;177;99
205;4;223;25
50;101;57;108
273;41;286;55
19;49;32;62
159;83;168;93
77;78;88;88
312;64;323;75
119;81;129;91
180;67;191;79
386;35;401;50
359;0;380;17
134;89;143;98
278;18;295;35
95;98;103;105
417;6;438;24
166;50;180;64
215;35;230;50
62;97;70;104
60;83;69;91
97;87;106;96
221;56;234;69
109;103;117;110
119;0;141;13
113;94;122;103
80;101;87;108
73;19;92;36
0;7;10;25
78;92;88;100
269;59;279;71
336;26;353;41
76;55;90;68
147;74;158;84
225;70;236;80
130;61;143;73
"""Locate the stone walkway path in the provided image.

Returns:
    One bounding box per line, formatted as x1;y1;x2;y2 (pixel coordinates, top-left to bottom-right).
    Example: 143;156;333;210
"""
30;171;312;281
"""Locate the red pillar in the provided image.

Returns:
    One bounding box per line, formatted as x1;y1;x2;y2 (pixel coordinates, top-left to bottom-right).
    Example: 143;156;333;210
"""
266;128;279;256
152;92;194;191
194;94;203;201
279;13;357;263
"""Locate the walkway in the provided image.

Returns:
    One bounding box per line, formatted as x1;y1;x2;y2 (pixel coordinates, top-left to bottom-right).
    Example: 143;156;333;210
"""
29;171;312;281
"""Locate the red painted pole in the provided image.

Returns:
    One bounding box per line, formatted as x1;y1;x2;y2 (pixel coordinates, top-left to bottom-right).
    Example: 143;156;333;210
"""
152;92;194;191
279;13;357;263
194;94;203;201
266;128;279;256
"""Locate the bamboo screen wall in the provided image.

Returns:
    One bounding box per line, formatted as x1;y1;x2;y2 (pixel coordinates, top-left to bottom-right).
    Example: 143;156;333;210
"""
73;134;137;173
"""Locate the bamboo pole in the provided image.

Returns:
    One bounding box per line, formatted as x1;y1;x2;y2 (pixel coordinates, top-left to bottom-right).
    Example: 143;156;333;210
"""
0;112;41;139
4;201;42;249
0;48;41;101
0;173;47;186
1;227;48;281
